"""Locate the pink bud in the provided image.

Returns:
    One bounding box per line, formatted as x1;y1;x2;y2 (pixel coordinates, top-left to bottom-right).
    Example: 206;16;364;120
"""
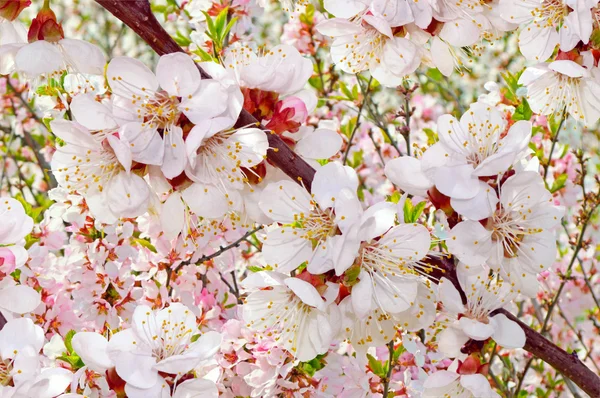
279;96;308;123
0;247;16;274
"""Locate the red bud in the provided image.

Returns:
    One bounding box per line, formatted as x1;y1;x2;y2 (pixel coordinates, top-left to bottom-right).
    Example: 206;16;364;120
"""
28;3;64;43
0;0;31;21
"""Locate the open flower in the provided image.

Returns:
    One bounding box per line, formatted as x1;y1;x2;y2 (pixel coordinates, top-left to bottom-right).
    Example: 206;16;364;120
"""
258;162;360;273
316;13;420;86
0;318;72;398
385;102;531;218
519;59;600;126
50;119;151;224
106;303;222;397
331;202;432;318
242;272;340;362
498;0;595;61
423;357;500;398
437;269;526;358
0;4;104;82
106;53;221;179
225;44;313;96
447;171;563;296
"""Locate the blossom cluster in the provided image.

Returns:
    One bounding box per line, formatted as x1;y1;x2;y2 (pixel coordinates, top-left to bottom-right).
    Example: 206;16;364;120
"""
0;0;599;397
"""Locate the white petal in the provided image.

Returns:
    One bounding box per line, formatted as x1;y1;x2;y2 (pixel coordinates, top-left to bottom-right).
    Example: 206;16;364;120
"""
72;332;113;372
438;277;466;314
438;326;470;358
434;164;480;199
15;41;63;76
285;278;325;310
450;181;498;220
107;56;159;98
423;370;460;388
107;134;132;173
162;126;187;178
59;38;106;75
0;285;40;314
295;128;342;160
120;122;164;166
106;172;150;217
160;193;185;241
70;94;117;130
439;19;480;46
258;180;312;223
447;221;492;266
351;271;374;319
173;379;219;398
181;183;229;219
0;318;44;358
156;52;201;97
180;80;229;124
384;156;433;196
459;317;495;340
491;313;526;349
518;26;558;62
460;374;498;398
312;162;358;209
187;331;222;361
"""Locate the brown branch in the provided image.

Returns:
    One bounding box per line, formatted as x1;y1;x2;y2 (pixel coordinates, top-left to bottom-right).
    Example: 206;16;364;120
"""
94;0;316;189
493;308;600;397
93;1;600;396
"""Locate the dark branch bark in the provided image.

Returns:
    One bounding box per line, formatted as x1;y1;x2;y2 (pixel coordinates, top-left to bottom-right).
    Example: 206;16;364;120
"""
493;308;600;397
93;1;600;396
95;0;316;189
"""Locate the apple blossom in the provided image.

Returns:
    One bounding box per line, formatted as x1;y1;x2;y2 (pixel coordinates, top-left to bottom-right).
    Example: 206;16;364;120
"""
385;102;532;215
106;303;221;396
437;270;526;358
519;59;600;126
447;171;563;296
242;272;340;361
258;161;360;273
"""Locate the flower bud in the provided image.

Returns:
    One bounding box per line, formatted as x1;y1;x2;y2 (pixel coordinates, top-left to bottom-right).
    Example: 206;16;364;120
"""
27;2;64;43
0;0;31;21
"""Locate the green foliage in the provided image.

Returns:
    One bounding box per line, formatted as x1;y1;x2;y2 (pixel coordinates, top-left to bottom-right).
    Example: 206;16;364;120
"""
57;330;85;371
298;354;327;377
133;237;158;253
202;8;237;55
549;173;568;193
403;198;426;223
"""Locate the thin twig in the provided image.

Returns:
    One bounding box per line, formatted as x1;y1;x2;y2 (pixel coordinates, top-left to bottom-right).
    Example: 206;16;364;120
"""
382;340;395;397
166;226;263;294
343;76;372;165
543;106;567;184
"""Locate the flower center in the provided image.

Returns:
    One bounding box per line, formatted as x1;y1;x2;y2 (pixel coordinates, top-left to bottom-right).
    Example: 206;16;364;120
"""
339;18;388;73
533;0;567;26
298;207;338;245
0;358;13;386
140;90;180;130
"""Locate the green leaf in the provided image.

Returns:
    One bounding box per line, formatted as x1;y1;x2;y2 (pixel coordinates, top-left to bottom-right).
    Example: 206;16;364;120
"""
343;264;361;286
339;81;354;101
403;198;426;223
298;354;326;377
512;98;533;121
423;128;438;146
387;191;401;204
173;30;192;47
64;330;76;354
134;238;157;253
550;173;568;193
192;47;216;62
367;353;386;378
57;354;85;370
